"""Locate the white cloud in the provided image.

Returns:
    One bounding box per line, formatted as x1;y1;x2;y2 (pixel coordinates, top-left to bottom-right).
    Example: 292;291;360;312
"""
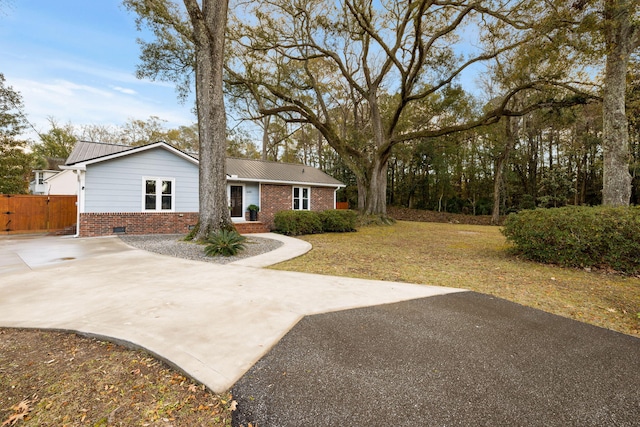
30;79;115;99
10;76;194;142
111;85;138;95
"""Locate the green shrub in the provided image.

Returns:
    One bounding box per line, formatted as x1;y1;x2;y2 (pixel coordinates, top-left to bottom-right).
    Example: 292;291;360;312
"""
273;210;324;236
501;206;640;274
204;229;247;256
319;209;358;232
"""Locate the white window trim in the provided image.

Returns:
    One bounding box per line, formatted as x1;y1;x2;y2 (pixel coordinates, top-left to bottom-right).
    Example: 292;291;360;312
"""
292;186;311;211
142;177;176;212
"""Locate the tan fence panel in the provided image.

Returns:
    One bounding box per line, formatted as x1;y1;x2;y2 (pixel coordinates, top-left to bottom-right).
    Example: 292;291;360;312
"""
1;195;76;234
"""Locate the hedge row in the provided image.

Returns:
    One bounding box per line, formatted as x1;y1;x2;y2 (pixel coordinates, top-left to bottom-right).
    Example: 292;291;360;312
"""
502;206;640;274
274;209;358;236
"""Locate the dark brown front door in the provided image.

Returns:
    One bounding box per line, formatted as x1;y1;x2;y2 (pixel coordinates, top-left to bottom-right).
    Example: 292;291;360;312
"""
230;186;243;218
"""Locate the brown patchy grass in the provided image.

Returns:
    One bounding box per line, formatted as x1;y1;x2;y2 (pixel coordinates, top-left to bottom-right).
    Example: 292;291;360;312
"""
271;220;640;338
0;329;233;427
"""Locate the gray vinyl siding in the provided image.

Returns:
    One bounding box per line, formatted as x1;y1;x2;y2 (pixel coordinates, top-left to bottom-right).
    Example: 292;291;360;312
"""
84;148;199;213
244;183;260;207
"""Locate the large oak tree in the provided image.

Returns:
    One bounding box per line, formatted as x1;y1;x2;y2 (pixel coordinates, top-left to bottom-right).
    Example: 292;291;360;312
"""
226;0;591;217
124;0;233;237
601;0;639;206
548;0;639;206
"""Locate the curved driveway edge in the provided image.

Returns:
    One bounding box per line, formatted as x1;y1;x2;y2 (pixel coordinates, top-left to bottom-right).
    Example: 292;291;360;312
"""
0;235;464;393
229;233;312;268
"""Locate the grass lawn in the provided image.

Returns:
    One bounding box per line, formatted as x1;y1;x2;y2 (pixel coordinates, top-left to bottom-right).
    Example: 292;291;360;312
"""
271;220;640;338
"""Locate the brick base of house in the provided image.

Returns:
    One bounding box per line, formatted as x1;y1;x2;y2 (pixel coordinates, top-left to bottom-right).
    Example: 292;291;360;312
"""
79;213;271;237
79;212;199;237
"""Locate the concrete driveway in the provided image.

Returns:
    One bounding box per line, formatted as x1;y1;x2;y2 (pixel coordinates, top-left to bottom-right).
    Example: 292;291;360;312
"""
0;234;461;392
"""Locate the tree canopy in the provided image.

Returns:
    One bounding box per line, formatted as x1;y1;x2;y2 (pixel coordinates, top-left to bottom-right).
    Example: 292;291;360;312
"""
225;0;595;216
31;118;77;161
0;73;33;194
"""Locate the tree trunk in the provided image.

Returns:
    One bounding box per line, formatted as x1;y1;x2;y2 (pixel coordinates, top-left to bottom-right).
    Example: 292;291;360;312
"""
363;93;389;217
602;0;636;206
356;175;366;212
492;113;521;224
261;115;270;161
364;158;388;216
492;158;505;224
184;0;234;238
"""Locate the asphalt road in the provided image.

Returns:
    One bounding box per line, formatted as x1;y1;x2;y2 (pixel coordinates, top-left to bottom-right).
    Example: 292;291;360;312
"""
232;292;640;427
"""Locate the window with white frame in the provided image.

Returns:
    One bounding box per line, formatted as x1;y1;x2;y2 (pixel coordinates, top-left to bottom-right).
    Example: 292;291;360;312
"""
144;178;175;211
292;186;310;210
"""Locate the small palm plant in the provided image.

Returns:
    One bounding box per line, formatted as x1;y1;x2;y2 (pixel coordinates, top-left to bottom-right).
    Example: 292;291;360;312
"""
204;229;247;257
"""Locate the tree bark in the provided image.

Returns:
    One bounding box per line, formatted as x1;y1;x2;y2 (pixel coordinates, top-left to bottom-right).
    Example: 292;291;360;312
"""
492;118;517;225
364;158;388;216
602;0;637;206
261;114;270;161
183;0;234;238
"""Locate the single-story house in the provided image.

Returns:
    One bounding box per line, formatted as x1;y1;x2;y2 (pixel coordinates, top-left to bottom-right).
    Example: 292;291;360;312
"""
61;140;345;237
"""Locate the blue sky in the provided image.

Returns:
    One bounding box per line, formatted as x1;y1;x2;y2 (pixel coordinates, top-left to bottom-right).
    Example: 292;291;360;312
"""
0;0;195;141
0;1;490;144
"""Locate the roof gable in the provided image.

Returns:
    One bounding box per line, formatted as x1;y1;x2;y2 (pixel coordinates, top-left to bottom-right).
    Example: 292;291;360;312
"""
65;141;131;165
65;141;198;167
66;141;343;187
44;169;72;183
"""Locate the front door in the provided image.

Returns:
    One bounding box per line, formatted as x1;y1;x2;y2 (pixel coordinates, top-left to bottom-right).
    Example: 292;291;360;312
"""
230;185;243;218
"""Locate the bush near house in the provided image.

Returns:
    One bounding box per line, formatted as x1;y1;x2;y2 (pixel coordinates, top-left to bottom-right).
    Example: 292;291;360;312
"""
319;209;358;232
273;211;324;236
274;209;358;236
502;206;640;274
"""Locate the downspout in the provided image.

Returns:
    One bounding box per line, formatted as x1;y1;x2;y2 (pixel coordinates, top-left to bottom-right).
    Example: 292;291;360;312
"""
60;166;84;238
73;169;82;237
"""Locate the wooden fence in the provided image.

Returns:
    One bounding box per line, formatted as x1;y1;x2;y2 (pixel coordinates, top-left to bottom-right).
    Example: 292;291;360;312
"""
1;194;77;234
